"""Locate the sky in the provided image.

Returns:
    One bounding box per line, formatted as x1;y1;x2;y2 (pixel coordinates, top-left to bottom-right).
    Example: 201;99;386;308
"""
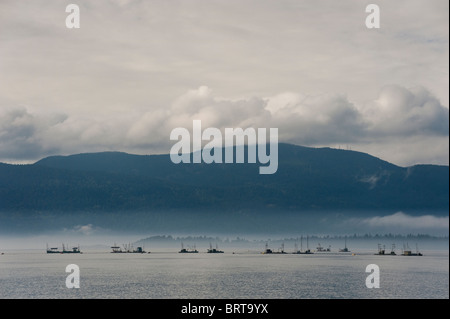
0;0;448;166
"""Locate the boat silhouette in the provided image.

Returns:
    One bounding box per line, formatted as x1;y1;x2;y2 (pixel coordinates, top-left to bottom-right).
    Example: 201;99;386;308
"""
207;243;224;253
401;243;423;256
375;244;396;255
179;243;198;253
316;243;331;252
339;237;350;253
111;243;148;253
293;236;313;254
46;244;82;254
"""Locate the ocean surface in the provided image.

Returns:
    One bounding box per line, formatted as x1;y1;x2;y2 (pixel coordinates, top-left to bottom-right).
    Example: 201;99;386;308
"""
0;248;448;299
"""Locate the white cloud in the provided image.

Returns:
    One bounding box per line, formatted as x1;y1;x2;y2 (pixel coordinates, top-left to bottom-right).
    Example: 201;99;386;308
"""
356;212;449;231
0;85;448;166
361;85;449;137
0;0;448;165
0;0;447;114
0;106;66;161
72;224;96;236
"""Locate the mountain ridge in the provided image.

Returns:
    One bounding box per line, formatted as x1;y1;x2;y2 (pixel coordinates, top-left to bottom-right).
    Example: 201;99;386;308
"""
0;143;447;215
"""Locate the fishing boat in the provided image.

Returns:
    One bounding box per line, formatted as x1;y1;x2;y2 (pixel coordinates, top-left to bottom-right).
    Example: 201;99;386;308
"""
294;236;313;254
207;243;224;253
111;243;147;253
111;244;123;253
46;244;82;254
339;238;350;252
374;244;396;255
316;243;331;252
262;242;286;254
179;243;198;253
46;244;61;254
132;246;147;254
262;242;273;254
62;244;82;254
401;243;423;256
275;242;287;254
389;244;397;255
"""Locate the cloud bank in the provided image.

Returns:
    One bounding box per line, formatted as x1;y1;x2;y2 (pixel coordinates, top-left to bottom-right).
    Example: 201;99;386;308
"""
353;212;449;232
1;85;448;166
0;0;448;166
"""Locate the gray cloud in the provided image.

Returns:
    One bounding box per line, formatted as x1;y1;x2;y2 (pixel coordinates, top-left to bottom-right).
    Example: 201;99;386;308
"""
1;85;448;166
0;1;448;165
355;212;449;231
0;106;66;161
362;85;449;137
0;0;448;113
71;224;96;236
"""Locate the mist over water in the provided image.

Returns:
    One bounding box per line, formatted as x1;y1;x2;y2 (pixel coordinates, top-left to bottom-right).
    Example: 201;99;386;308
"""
1;209;447;299
1;209;448;251
1;231;448;253
1;210;448;241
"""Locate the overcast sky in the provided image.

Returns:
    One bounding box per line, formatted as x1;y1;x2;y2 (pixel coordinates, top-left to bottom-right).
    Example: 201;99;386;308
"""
0;0;448;166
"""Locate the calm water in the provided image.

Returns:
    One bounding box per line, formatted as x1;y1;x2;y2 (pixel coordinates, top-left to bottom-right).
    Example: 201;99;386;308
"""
0;249;448;299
